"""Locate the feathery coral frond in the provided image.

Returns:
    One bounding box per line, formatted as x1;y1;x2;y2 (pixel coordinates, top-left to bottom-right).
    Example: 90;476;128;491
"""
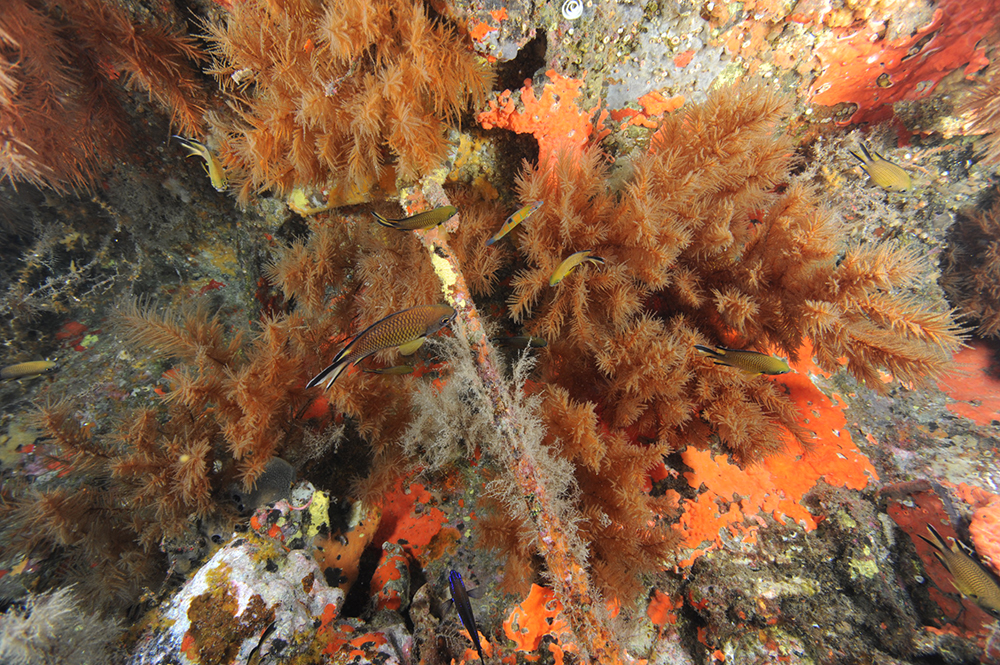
206;0;492;201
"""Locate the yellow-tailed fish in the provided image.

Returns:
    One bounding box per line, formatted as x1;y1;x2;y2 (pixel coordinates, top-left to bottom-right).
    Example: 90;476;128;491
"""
371;206;458;230
694;345;791;375
849;144;911;192
918;525;1000;617
492;335;547;349
307;305;456;390
487;200;543;246
174;136;228;192
363;364;414;375
1;360;58;380
549;250;605;286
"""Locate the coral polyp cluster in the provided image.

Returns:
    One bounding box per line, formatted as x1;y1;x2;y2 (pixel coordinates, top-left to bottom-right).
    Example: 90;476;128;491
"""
204;0;493;201
500;86;961;463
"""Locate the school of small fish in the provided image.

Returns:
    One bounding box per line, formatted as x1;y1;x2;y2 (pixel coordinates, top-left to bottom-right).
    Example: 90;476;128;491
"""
65;137;986;663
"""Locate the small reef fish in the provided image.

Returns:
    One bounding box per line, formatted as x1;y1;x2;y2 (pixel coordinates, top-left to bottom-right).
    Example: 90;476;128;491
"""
449;570;484;661
1;360;58;380
174;136;228;192
372;205;458;230
549;250;605;286
919;524;1000;617
363;364;414;375
849;144;911;192
491;335;547;349
694;345;791;375
486;200;543;246
307;304;456;390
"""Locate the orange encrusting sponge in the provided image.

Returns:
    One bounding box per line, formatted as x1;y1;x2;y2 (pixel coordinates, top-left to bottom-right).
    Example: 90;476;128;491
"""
670;362;878;566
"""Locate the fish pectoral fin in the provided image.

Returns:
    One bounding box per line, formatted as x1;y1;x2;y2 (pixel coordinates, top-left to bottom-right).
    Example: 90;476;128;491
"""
397;337;426;356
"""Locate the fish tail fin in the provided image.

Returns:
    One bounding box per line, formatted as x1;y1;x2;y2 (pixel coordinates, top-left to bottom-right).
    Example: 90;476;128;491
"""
848;148;866;165
920;524;948;552
371;211;397;229
588;255;606;265
485;235;497;246
694;344;722;358
174;136;205;159
306;356;349;390
859;143;875;162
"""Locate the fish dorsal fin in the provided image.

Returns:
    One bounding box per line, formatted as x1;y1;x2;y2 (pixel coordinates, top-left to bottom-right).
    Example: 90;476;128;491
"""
397;337;426;356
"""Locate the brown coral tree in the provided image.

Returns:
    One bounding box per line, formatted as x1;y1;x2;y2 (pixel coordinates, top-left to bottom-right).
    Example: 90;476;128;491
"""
0;209;448;610
504;85;962;465
962;66;1000;164
941;193;1000;337
0;0;207;191
204;0;493;202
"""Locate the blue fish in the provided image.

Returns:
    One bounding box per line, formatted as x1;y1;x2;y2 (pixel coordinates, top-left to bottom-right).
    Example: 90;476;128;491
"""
449;570;484;660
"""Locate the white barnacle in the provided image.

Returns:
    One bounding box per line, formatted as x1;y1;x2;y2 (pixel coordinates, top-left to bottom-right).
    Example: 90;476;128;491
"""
561;0;583;20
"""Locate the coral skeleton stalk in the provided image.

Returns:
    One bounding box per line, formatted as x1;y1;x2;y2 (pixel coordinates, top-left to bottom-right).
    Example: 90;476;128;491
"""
407;179;624;663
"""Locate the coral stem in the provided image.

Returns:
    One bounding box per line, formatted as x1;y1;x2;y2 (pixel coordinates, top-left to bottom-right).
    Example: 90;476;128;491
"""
406;179;624;663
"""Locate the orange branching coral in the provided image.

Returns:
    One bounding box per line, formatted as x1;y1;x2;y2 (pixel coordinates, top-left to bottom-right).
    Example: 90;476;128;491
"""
205;0;492;202
3;210;448;611
0;0;207;191
478;384;680;603
6;402;166;610
941;196;1000;338
505;83;962;462
962;67;1000;164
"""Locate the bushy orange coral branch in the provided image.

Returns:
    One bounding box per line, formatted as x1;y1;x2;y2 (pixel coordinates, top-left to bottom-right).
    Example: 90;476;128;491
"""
403;180;627;663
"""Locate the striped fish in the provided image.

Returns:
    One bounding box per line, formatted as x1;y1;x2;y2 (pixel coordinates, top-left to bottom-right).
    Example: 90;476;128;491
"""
919;524;1000;617
694;345;791;375
372;206;458;230
307;305;456;390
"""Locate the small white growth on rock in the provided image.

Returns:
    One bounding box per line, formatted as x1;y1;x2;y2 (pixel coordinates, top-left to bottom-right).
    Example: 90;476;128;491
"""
561;0;583;20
